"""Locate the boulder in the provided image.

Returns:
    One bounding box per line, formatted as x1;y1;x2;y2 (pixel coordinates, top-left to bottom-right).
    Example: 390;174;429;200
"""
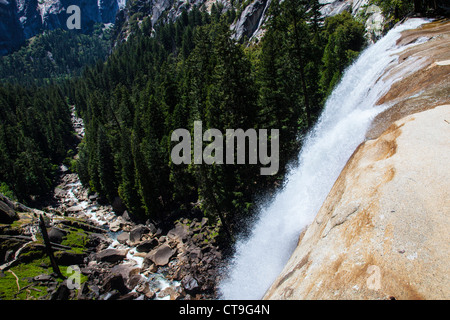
54;187;67;198
127;274;145;290
117;292;139;300
110;263;140;287
182;274;199;293
109;216;127;232
135;282;156;299
167;224;189;242
187;245;202;262
54;250;86;266
50;281;71;300
0;200;18;224
48;227;66;244
102;274;130;295
34;274;54;282
86;233;111;249
129;225;149;244
95;248;128;263
136;238;159;253
145;244;175;266
145;221;158;234
121;210;132;222
88;193;99;201
116;232;130;245
157;286;184;300
66;206;83;213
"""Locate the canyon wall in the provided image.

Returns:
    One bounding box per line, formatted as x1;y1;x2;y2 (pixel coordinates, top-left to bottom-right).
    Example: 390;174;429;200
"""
0;0;124;55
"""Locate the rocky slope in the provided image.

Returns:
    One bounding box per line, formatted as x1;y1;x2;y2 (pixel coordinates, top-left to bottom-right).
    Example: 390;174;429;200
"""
231;0;385;44
264;20;450;300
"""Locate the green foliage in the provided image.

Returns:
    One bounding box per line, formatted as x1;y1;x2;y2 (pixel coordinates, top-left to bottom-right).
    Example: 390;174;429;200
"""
0;28;111;86
320;11;366;97
60;227;89;254
372;0;413;22
0;255;87;300
371;0;449;31
0;182;16;201
0;85;73;203
68;3;367;238
0;257;50;300
0;3;368;240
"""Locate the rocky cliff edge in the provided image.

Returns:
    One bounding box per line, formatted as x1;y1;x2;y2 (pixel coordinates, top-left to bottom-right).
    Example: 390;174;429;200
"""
264;20;450;300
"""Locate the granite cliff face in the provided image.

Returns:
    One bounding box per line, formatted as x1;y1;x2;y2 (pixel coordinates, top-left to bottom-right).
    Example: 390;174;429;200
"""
231;0;270;42
1;0;386;56
0;0;125;55
264;20;450;300
0;0;25;55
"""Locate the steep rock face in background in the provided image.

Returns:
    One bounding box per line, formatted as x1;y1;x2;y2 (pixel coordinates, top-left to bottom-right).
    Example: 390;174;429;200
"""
264;20;450;300
320;0;384;40
108;0;233;45
0;0;25;56
230;0;384;43
1;0;386;55
0;0;126;55
16;0;42;39
231;0;270;42
100;0;121;24
115;0;231;30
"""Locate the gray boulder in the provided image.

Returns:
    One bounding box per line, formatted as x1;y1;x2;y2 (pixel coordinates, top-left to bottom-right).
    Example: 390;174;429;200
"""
102;273;130;295
95;248;128;263
0;200;19;224
116;232;130;245
145;244;175;266
182;274;199;292
110;263;140;286
48;227;66;244
167;224;189;242
129;225;149;244
135;238;159;253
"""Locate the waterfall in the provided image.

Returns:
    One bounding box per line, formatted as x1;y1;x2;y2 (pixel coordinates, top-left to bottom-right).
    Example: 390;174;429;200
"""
219;18;430;300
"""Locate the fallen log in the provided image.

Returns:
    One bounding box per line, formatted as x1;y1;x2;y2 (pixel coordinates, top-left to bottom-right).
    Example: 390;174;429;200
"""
0;235;72;250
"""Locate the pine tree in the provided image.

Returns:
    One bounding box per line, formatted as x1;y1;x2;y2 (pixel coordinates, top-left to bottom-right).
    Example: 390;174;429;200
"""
96;125;117;203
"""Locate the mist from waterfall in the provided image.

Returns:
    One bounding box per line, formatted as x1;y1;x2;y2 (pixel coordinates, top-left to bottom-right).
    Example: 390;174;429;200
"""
219;18;429;300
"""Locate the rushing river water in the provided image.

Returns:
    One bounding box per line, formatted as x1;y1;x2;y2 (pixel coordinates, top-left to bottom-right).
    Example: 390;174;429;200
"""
218;18;430;300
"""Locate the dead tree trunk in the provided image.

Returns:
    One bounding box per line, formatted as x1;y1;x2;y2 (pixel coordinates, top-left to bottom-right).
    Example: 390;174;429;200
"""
39;214;65;279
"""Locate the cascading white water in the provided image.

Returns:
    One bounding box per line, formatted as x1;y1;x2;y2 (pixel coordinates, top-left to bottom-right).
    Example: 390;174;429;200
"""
219;18;430;300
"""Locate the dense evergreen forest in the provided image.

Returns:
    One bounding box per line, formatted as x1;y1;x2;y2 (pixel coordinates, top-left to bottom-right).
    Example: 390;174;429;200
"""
0;1;368;240
0;84;73;202
0;26;111;86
